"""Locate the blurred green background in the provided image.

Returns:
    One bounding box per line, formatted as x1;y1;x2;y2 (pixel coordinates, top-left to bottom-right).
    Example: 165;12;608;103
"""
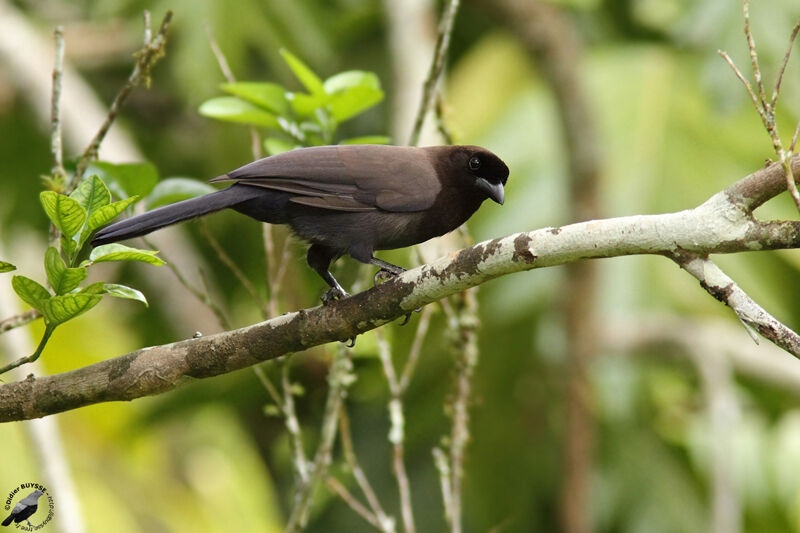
2;0;800;531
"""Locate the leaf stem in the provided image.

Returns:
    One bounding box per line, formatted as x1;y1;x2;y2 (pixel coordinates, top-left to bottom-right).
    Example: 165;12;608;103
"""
0;324;56;376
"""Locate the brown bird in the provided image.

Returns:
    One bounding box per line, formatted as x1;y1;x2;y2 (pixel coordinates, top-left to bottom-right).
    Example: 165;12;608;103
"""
92;144;509;301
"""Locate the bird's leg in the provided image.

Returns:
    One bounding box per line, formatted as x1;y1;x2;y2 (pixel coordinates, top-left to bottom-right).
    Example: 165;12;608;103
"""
368;257;406;285
358;254;419;325
369;257;406;275
307;244;348;305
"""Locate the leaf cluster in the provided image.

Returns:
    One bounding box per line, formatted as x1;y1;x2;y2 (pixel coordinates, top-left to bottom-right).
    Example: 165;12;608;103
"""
199;49;389;154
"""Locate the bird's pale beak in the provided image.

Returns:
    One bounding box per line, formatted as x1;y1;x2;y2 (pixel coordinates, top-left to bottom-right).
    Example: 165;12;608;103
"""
476;178;505;205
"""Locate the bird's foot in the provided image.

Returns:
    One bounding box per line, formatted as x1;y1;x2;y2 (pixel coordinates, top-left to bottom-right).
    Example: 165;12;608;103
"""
373;266;406;286
321;284;349;306
398;307;422;326
340;336;357;348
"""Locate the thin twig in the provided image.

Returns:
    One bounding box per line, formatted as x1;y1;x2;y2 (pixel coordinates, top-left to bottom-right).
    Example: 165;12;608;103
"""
0;309;42;335
282;360;310;485
743;1;767;108
286;347;353;531
253;364;282;406
434;92;454;145
771;17;800;110
142;237;232;330
199;220;269;318
263;226;280;318
71;11;173;187
437;289;479;533
338;408;395;531
398;305;433;393
376;330;416;533
143;11;152;45
205;25;263;161
718;51;764;121
50;26;65;182
719;2;800;212
791;121;800;153
407;0;461;146
432;447;454;527
325;477;384;530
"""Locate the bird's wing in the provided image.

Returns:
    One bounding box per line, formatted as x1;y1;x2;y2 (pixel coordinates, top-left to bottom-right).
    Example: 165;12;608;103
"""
10;502;28;514
210;145;440;213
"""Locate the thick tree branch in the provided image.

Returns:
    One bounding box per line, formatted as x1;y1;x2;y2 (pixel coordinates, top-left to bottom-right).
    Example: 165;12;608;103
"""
1;158;800;422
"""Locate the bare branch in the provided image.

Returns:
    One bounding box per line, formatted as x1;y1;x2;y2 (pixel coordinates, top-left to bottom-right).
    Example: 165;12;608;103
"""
743;0;767;108
325;477;385;531
0;309;41;335
398;305;433;393
50;26;65;182
771;16;800;110
286;347;352;531
791;121;800;153
376;330;415;533
71;11;173;187
282;360;310;485
338;408;395;532
718;50;765;123
407;0;461;146
205;25;262;161
143;237;232;331
199;220;269;318
672;252;800;356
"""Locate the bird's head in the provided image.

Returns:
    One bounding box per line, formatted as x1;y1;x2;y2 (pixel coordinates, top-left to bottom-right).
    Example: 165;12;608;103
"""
441;146;509;205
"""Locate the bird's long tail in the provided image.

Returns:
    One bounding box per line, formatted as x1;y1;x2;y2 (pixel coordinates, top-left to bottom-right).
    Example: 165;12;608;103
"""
91;185;262;246
2;514;13;526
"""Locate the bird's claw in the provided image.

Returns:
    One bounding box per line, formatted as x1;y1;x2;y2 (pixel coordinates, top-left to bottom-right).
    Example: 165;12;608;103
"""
373;269;392;285
373;266;406;286
340;336;357;348
398;307;423;326
321;285;349;306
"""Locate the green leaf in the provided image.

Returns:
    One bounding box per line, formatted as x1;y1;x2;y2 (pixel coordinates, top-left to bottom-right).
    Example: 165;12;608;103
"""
328;86;384;121
322;71;383;121
280;49;325;96
69;175;111;218
287;92;328;117
87;161;159;199
89;243;165;266
198;97;281;128
87;196;139;232
0;261;16;273
339;135;391;145
220;82;289;115
264;138;299;156
45;247;87;295
103;283;148;306
12;276;51;311
80;281;106;295
146;178;217;209
61;236;77;260
40;192;87;238
41;293;102;326
323;70;381;94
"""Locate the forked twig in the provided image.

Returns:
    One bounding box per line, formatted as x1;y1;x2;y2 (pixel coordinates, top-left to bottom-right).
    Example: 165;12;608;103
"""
71;11;173;188
719;1;800;212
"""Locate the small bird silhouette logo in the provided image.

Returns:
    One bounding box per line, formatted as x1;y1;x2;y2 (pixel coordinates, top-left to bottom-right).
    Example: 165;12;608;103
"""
2;490;44;528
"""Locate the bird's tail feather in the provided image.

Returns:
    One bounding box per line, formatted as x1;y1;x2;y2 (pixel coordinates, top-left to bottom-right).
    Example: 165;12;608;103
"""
2;515;13;526
91;185;261;246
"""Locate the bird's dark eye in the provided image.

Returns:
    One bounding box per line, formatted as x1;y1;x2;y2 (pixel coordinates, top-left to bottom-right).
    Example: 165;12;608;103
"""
468;156;481;171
